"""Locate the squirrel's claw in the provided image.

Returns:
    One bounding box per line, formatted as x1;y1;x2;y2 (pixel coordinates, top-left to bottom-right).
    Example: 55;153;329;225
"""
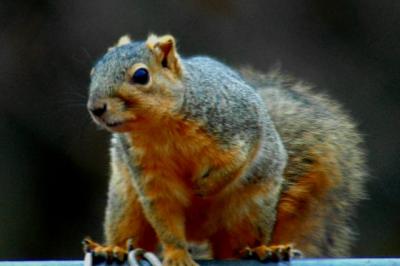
82;237;128;265
82;237;162;266
239;244;302;262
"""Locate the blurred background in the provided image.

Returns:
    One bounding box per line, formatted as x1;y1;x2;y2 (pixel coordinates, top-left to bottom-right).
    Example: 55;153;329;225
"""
0;0;399;260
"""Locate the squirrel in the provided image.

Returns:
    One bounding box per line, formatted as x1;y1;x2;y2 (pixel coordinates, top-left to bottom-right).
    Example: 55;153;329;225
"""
84;34;366;266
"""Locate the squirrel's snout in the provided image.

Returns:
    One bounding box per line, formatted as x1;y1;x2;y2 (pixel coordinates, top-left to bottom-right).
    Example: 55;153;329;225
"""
89;103;107;117
87;97;135;132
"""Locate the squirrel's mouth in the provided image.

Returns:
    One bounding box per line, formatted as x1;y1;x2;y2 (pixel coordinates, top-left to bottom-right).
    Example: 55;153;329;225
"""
102;119;127;132
106;121;123;128
101;118;137;132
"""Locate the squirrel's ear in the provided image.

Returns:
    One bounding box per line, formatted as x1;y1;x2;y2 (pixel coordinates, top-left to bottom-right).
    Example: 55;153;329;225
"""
116;35;132;46
108;35;132;51
146;34;182;76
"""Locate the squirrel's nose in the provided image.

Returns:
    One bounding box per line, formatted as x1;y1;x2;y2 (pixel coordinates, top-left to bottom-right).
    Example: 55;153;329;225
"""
89;103;107;117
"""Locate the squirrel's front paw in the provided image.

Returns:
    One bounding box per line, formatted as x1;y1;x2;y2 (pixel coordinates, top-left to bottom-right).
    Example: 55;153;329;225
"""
82;237;127;264
239;244;302;262
83;237;163;266
163;248;199;266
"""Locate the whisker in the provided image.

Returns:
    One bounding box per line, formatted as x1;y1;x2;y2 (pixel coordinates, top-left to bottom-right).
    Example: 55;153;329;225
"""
80;46;94;61
62;88;88;100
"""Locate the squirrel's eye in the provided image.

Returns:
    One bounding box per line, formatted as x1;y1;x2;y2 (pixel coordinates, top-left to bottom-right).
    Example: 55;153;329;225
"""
131;68;149;85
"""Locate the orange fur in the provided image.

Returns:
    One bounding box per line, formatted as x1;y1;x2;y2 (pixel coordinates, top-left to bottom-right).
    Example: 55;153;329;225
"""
271;152;341;255
126;114;243;200
210;229;254;259
121;109;248;259
106;161;158;251
206;181;277;258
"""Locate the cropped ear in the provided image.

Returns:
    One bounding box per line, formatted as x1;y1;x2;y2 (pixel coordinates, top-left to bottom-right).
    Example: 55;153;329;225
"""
108;35;132;51
146;34;182;76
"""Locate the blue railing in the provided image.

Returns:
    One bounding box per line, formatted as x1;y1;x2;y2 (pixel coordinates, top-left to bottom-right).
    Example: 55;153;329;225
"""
1;259;400;266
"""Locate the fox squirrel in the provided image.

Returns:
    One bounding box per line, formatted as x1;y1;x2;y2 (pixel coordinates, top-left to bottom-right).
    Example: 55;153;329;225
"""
85;34;366;265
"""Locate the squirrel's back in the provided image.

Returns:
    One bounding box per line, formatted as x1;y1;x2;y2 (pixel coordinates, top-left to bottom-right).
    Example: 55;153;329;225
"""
241;69;366;256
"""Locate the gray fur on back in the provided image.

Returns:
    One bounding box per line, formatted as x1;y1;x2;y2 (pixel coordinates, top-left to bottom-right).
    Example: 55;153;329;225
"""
241;69;367;256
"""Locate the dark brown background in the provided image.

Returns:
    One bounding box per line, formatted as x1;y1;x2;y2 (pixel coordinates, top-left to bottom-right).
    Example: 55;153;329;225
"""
0;0;399;259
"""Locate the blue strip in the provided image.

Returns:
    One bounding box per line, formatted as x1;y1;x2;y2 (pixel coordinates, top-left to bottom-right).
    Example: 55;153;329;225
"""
1;259;400;266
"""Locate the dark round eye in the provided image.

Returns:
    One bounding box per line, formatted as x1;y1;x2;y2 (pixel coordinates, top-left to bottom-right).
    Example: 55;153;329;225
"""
131;68;149;85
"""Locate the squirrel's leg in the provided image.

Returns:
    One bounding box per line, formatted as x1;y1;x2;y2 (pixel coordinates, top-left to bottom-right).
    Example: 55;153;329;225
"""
209;182;282;260
140;174;199;266
208;180;302;262
104;176;158;251
269;154;342;257
83;157;158;263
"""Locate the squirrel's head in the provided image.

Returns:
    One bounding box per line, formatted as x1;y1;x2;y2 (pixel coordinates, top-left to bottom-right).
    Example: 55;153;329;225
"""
87;34;185;132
